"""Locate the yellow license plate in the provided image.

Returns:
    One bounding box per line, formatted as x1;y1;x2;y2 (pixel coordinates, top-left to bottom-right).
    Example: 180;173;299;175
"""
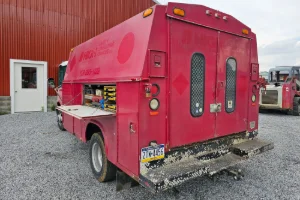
141;144;165;163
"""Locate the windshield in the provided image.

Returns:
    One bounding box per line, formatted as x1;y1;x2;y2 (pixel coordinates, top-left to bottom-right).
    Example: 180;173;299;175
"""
269;69;300;83
269;70;289;82
58;65;67;86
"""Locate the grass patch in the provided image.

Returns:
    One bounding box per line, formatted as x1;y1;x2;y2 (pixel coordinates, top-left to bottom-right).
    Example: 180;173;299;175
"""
0;111;9;115
51;104;56;111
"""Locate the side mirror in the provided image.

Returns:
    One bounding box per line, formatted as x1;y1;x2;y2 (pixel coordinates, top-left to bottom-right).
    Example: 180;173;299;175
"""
48;78;56;89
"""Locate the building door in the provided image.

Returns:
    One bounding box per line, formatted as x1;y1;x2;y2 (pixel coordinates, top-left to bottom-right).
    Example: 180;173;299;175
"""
11;60;47;113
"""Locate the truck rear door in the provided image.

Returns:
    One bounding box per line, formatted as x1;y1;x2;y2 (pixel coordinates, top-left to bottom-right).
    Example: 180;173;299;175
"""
215;33;250;137
168;20;250;148
169;19;218;147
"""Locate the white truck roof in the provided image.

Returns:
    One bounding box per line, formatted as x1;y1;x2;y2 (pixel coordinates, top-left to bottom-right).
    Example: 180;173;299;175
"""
60;61;68;66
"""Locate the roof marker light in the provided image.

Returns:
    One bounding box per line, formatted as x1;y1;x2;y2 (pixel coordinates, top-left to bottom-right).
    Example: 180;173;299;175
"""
242;29;249;35
173;8;185;17
143;8;153;18
223;16;228;21
215;13;220;18
206;10;212;15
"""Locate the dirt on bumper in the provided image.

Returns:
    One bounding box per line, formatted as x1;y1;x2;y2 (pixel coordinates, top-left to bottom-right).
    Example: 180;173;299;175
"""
139;133;274;193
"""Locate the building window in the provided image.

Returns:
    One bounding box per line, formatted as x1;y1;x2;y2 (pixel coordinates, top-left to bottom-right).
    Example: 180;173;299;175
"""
225;58;237;113
190;53;205;117
22;67;37;89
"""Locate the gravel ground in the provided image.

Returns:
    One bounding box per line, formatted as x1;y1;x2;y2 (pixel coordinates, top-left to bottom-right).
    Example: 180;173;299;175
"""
0;112;300;200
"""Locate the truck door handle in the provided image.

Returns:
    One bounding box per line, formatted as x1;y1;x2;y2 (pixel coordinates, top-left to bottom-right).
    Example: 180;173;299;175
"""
217;81;225;89
129;122;136;134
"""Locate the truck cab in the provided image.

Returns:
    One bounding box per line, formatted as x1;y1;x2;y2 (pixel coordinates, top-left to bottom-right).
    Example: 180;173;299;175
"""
259;66;300;115
50;61;68;131
56;61;68;106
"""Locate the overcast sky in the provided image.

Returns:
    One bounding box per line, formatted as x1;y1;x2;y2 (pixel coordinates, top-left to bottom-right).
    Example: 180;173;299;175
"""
156;0;300;71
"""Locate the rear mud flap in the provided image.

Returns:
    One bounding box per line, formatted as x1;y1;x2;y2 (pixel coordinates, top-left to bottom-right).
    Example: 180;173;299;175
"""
116;171;139;192
139;139;274;193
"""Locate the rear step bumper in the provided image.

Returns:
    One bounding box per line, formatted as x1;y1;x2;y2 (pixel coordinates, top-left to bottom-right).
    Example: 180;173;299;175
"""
139;139;274;193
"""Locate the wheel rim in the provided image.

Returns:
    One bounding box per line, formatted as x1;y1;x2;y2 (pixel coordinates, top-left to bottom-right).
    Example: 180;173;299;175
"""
57;112;63;126
56;112;62;127
92;142;103;173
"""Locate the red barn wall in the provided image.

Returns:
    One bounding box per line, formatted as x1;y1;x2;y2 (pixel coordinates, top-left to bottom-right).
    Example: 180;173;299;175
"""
0;0;155;96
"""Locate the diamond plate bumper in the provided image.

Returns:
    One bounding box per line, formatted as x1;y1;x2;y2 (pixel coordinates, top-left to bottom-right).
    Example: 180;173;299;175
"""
139;137;274;193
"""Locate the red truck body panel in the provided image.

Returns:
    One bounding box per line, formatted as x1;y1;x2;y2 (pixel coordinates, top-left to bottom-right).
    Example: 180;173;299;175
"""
58;3;266;188
63;9;154;83
117;82;140;176
282;84;292;109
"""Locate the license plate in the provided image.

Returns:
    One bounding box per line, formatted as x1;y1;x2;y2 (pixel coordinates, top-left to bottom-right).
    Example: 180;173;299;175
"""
141;144;165;163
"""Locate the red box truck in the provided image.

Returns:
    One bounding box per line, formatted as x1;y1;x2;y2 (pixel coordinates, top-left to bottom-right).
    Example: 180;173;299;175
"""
48;2;273;193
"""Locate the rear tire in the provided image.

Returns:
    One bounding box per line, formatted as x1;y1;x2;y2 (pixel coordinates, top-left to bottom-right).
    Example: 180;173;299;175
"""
89;133;116;182
292;97;300;116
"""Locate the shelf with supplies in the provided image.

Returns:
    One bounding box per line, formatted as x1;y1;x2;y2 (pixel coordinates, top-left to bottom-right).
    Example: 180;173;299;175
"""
84;85;117;112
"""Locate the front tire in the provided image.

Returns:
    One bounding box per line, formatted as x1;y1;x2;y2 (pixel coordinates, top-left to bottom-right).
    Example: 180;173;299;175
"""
89;133;116;182
56;109;65;131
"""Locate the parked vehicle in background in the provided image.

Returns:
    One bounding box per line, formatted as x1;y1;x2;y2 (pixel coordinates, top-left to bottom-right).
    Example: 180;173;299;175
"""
48;3;273;193
48;61;68;130
56;61;68;107
259;66;300;115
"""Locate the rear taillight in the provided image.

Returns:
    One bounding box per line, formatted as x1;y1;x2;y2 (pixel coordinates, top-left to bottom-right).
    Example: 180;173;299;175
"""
151;83;160;97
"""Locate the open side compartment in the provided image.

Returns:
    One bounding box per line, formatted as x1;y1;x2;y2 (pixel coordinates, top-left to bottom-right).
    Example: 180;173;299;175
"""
83;84;117;113
56;84;118;140
57;105;115;119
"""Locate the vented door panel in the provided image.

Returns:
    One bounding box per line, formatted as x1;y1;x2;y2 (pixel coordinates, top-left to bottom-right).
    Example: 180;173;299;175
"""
191;53;205;117
225;58;237;113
